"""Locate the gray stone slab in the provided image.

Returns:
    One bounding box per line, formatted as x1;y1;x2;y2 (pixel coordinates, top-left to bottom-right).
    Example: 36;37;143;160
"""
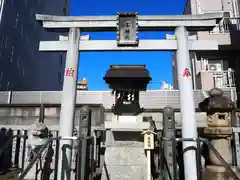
104;147;146;166
101;165;145;180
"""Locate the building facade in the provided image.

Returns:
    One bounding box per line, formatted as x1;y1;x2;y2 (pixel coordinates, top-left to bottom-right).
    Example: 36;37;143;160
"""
160;80;173;90
172;0;240;100
0;0;69;91
77;77;88;90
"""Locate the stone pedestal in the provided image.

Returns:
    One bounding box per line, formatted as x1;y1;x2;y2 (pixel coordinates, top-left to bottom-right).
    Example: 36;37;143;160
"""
204;126;232;166
101;129;147;180
204;112;235;180
203;166;240;180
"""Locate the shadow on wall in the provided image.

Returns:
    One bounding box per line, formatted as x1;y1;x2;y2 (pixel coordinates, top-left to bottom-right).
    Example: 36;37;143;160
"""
229;22;240;48
113;131;144;142
228;22;240;103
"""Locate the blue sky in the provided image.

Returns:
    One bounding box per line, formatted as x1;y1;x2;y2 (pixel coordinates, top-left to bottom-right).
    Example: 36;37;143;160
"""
70;0;186;90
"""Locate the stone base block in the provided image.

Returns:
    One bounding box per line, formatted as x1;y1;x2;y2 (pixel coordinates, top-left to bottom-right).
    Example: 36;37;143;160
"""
101;145;147;180
204;127;232;137
104;146;146;166
203;165;240;180
101;165;144;180
209;138;232;165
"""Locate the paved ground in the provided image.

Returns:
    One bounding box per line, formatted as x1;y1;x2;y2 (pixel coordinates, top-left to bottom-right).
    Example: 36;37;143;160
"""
0;169;20;180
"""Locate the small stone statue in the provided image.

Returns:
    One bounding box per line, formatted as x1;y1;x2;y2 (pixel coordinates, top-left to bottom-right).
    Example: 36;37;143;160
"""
28;121;49;162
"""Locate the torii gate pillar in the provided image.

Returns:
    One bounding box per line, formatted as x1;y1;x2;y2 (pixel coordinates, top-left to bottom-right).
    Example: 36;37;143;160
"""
175;26;198;180
57;27;80;180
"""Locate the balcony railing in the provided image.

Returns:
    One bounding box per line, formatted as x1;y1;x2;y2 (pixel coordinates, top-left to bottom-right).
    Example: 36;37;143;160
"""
210;17;240;34
210;69;235;88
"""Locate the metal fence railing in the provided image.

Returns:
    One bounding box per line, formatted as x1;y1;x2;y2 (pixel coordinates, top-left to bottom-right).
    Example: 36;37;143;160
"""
18;135;96;180
197;69;236;89
155;106;240;180
210;17;240;34
0;129;27;174
0;128;105;180
212;70;235;88
0;105;106;180
2;107;240;179
159;137;240;180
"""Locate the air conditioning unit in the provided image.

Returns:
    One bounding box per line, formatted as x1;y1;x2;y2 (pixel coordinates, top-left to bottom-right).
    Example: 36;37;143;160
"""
208;63;222;71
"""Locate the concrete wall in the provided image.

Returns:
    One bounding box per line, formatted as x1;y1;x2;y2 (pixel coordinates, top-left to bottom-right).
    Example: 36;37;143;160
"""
0;90;234;109
197;71;215;90
197;31;231;45
0;106;208;130
0;106;104;129
184;0;235;15
195;0;238;15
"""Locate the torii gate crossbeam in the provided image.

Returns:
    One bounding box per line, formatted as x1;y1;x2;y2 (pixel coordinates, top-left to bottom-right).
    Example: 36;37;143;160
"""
36;13;224;180
36;13;223;31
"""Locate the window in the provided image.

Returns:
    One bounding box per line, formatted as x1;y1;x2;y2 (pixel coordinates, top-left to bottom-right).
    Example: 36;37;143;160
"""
0;72;3;82
7;82;10;90
4;36;8;48
21;25;24;36
58;72;63;84
25;36;29;49
29;8;33;16
204;11;231;33
60;54;64;67
22;68;25;77
15;13;19;28
17;56;20;69
10;46;14;62
207;59;229;71
207;60;223;71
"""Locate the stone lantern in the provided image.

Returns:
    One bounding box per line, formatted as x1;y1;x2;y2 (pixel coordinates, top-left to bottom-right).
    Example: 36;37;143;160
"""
199;88;238;179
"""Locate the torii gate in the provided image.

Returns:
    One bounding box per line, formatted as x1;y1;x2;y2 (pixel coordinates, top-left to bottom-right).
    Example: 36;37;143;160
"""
36;12;223;180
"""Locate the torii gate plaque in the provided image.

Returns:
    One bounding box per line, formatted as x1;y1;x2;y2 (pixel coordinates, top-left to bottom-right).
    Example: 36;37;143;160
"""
36;12;223;180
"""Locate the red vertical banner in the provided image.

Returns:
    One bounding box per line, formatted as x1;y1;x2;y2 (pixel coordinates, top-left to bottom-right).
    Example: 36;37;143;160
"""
65;68;75;77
